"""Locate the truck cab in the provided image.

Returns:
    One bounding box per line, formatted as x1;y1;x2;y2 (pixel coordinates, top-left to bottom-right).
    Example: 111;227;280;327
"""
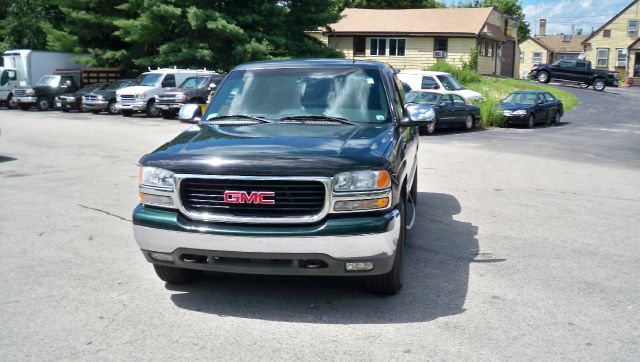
0;67;19;108
14;75;79;111
133;60;434;294
155;73;224;119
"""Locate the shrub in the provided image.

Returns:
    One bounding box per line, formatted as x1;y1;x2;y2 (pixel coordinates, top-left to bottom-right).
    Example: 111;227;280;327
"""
478;98;507;127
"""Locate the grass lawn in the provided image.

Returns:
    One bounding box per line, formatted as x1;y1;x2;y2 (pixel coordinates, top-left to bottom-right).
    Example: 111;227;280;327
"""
466;77;579;127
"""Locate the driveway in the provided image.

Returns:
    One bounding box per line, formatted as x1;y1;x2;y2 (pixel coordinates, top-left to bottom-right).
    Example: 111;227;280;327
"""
0;89;638;360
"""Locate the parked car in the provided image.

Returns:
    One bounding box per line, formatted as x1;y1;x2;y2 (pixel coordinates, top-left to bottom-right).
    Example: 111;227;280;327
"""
530;59;619;91
133;59;436;295
83;79;134;115
499;90;563;128
55;83;109;112
116;69;208;117
13;74;80;111
406;90;480;135
397;70;484;101
155;73;224;119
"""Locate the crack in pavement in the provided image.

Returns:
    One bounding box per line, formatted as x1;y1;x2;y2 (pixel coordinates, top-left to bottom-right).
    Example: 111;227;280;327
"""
77;204;131;222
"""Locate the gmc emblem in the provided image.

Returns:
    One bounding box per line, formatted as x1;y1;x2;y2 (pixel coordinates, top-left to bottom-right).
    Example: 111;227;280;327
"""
223;191;275;204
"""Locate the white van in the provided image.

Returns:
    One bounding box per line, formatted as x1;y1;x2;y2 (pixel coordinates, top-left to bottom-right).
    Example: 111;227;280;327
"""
116;69;207;117
397;70;484;101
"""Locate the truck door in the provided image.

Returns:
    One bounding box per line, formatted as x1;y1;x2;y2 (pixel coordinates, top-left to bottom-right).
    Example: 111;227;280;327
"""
574;60;590;83
555;59;576;81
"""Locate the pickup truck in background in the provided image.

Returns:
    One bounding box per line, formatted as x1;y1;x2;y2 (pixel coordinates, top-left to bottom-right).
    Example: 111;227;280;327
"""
530;59;619;91
133;59;435;295
13;74;80;110
155;73;224;119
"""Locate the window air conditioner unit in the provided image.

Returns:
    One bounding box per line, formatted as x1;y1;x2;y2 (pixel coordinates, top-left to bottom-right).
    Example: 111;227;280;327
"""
617;61;626;67
434;51;447;58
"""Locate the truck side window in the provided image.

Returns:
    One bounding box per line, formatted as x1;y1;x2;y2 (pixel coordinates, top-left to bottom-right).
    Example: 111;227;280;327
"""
421;76;438;89
451;95;465;106
162;74;176;88
0;71;7;86
576;61;587;69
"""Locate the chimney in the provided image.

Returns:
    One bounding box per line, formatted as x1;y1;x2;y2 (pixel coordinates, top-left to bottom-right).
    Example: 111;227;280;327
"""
539;19;547;37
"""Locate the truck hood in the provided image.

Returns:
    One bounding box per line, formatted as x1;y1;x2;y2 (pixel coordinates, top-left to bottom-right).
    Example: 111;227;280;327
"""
88;90;116;98
116;85;155;95
140;123;396;176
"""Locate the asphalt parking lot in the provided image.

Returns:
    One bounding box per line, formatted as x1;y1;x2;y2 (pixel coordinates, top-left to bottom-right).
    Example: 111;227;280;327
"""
1;86;639;360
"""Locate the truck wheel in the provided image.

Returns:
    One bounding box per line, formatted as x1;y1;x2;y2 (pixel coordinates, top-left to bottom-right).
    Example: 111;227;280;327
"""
121;110;134;117
107;100;118;115
593;79;606;91
153;264;200;284
146;100;160;118
36;97;50;111
7;95;17;109
365;194;405;295
537;71;550;84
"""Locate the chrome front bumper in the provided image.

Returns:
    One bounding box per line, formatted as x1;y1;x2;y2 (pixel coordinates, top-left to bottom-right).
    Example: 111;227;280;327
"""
116;101;147;111
133;210;400;276
15;96;37;103
156;103;182;110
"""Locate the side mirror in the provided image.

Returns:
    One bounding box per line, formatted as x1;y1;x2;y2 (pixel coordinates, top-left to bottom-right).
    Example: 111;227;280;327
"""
178;103;202;123
537;99;544;105
431;84;439;89
401;103;435;127
439;102;448;107
208;83;217;91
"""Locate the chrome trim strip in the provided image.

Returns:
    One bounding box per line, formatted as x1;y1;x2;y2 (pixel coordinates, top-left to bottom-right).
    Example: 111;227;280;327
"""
174;174;332;224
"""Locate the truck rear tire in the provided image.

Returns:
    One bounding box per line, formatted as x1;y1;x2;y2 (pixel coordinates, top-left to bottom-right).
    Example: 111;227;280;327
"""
36;97;50;111
153;264;200;284
593;79;606;91
365;195;405;295
107;100;118;115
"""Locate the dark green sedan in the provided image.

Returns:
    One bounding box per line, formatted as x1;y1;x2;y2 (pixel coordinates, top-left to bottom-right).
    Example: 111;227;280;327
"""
405;91;481;135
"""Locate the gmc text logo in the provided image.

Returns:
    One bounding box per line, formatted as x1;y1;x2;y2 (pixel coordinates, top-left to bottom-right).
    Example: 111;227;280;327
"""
223;191;276;204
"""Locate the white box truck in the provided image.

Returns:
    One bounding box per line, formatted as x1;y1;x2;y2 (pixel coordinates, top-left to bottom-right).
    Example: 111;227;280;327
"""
0;49;86;108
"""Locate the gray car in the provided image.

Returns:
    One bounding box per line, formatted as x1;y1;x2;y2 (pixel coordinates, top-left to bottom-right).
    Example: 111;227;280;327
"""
155;74;224;119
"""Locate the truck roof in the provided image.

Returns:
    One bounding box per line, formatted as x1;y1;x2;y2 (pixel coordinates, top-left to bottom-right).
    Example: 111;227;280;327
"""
234;59;388;70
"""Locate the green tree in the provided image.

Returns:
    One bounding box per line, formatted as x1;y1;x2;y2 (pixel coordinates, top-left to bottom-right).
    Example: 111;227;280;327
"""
452;0;530;41
0;0;52;51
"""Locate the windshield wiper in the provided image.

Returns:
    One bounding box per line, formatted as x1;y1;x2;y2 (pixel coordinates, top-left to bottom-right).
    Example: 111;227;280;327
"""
279;115;356;125
204;114;273;124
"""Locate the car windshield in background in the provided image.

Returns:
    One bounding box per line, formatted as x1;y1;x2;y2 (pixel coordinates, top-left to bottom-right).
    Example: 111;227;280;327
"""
136;73;162;87
205;67;390;123
437;75;464;91
504;93;537;105
179;76;209;89
106;81;130;90
37;76;60;87
406;91;439;104
79;84;103;93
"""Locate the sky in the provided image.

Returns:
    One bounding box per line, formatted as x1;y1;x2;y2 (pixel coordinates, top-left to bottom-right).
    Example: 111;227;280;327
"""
442;0;632;35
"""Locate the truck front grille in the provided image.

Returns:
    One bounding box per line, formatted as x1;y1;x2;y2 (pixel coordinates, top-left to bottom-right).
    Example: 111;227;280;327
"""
178;177;327;221
119;94;135;100
84;95;97;101
13;89;26;96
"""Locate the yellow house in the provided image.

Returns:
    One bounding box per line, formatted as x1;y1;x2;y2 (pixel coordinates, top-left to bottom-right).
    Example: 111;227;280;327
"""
519;34;588;78
313;7;519;78
582;0;640;82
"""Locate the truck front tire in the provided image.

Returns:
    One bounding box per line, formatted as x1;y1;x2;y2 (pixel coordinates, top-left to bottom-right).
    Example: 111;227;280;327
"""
593;79;606;91
146;100;160;118
36;97;50;111
153;264;200;284
365;195;406;295
537;71;550;84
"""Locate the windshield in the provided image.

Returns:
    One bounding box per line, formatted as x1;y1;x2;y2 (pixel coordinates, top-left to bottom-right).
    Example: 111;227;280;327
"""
436;75;464;91
36;76;60;87
79;84;105;93
179;76;209;89
106;80;130;90
136;73;162;87
406;91;439;104
205;67;391;123
503;93;537;105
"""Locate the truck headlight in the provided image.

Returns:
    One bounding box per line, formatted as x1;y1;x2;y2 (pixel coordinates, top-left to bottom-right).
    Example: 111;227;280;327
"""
25;89;35;96
512;110;527;116
333;170;391;192
139;167;175;190
96;96;104;101
176;94;187;103
135;93;145;100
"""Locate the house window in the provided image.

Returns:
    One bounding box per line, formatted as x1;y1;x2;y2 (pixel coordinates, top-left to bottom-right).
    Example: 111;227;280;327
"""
520;51;524;63
369;38;405;56
603;29;611;38
369;38;387;56
616;48;627;67
596;48;609;67
629;20;639;36
353;36;366;57
533;52;542;63
562;34;571;42
435;38;448;52
389;39;406;56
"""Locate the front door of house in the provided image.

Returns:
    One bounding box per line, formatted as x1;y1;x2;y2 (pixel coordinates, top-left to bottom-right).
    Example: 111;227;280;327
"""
500;40;515;78
635;52;640;77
